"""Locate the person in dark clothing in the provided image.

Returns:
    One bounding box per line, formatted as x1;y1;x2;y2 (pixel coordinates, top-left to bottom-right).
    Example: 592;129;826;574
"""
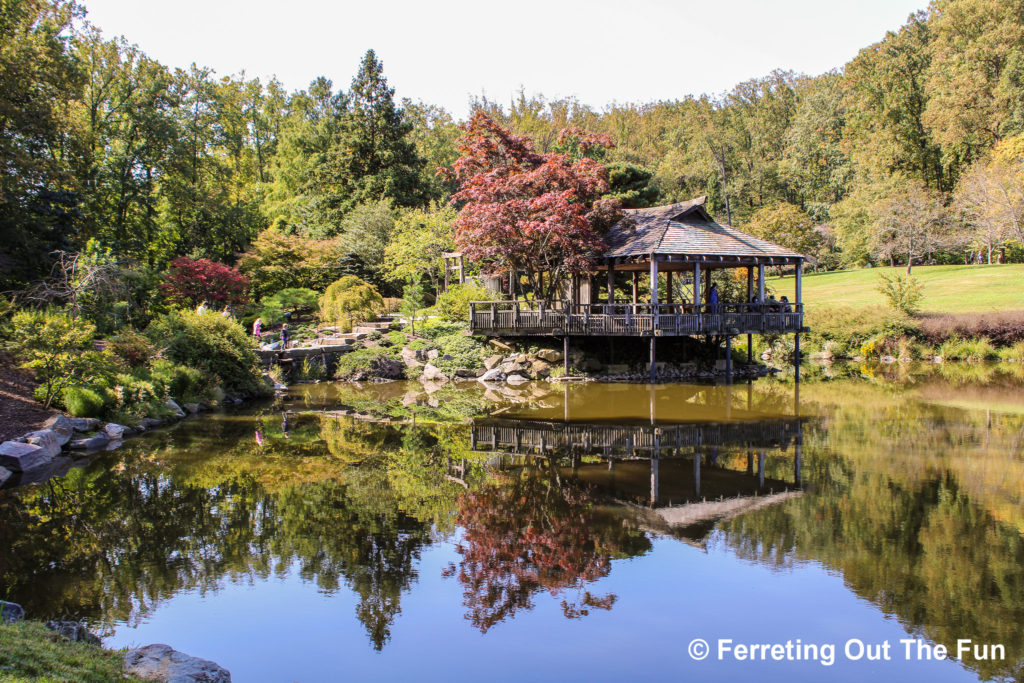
708;283;719;314
280;324;290;350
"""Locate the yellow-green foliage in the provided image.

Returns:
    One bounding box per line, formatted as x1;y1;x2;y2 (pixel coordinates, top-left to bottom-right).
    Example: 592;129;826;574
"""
434;282;493;322
0;620;134;682
319;276;384;332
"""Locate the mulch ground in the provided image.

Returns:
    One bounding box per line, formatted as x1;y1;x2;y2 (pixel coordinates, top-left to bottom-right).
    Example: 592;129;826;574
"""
0;353;58;442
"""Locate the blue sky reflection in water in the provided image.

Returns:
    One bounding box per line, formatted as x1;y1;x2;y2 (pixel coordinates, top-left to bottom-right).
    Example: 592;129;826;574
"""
1;371;1021;682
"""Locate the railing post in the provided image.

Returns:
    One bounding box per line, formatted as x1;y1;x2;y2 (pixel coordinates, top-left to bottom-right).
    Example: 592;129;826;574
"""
490;303;496;329
469;302;475;331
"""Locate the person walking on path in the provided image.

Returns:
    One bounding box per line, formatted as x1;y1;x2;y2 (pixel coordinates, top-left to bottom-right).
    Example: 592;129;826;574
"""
252;317;262;343
280;323;290;350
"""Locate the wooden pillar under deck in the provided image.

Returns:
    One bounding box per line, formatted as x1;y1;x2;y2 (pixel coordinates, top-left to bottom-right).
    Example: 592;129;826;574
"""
725;335;733;382
563;335;569;377
666;271;673;305
747;266;754;362
607;261;615;305
632;271;639;307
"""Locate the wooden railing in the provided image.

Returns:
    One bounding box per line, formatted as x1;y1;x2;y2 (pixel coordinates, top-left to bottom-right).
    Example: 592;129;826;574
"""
470;418;804;456
469;301;803;336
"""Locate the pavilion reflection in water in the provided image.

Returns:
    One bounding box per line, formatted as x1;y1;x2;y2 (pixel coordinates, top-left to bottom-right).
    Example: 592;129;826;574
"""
467;381;806;544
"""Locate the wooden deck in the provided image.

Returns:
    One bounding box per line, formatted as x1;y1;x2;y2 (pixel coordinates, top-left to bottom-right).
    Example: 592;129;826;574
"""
469;302;804;337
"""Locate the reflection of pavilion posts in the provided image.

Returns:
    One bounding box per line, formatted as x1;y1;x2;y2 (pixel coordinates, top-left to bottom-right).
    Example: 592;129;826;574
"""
649;252;658;383
746;266;754;363
650;457;659;506
758;450;766;488
725;336;733;383
794;443;802;486
694;450;701;498
563;335;569;377
794;260;803;377
746;450;754;476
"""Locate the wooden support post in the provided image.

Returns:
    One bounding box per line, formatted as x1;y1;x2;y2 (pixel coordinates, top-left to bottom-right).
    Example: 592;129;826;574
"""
649;336;656;384
747;334;753;363
693;262;702;310
649;256;659;304
632;271;639;307
666;271;673;305
563;335;569;378
458;255;466;284
725;335;733;383
444;259;450;291
758;262;766;331
606;261;615;306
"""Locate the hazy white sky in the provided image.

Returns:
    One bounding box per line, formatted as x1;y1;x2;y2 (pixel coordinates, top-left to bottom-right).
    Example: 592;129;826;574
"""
80;0;927;116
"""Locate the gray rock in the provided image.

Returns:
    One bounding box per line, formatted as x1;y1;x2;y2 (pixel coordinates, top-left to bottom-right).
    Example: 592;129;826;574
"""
1;601;24;623
478;368;506;383
483;354;503;370
400;348;422;368
68;417;101;433
46;621;101;646
498;361;525;375
23;429;63;459
70;434;110;451
165;398;187;418
123;643;231;683
139;417;163;431
43;415;75;445
536;349;563;363
421;364;447;382
0;466;10;487
454;368;478;378
0;441;52;472
426;349;440;360
103;423;127;440
506;374;530;385
182;403;203;415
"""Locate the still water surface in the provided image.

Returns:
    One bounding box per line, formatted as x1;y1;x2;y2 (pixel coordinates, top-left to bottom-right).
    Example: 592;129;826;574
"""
1;365;1022;681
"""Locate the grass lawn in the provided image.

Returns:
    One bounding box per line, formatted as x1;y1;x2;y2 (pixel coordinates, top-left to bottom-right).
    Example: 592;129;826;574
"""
769;264;1024;314
0;621;134;682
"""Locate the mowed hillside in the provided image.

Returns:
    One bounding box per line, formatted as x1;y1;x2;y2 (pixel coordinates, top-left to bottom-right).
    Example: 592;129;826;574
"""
769;265;1024;314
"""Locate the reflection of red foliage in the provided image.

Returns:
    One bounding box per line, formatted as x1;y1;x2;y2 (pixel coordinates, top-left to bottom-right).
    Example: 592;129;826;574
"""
444;466;618;632
447;112;621;301
160;257;250;307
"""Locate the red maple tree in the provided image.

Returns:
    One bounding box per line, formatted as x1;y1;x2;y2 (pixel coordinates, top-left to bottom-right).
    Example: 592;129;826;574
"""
447;113;622;302
159;257;250;308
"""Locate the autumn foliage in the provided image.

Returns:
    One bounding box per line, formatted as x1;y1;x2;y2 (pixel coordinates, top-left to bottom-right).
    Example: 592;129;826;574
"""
448;112;622;301
159;257;250;308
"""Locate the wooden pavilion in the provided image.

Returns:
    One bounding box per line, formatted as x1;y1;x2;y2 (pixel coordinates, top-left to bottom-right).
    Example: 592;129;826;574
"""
455;196;809;379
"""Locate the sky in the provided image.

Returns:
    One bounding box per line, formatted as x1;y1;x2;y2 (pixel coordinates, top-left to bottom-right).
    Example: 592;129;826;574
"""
79;0;928;117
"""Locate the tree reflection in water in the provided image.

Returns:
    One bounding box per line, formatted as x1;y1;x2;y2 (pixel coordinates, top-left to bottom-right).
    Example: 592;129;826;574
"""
444;458;650;632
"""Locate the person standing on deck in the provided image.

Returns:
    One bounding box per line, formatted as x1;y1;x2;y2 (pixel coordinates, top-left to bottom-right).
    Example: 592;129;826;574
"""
708;283;719;314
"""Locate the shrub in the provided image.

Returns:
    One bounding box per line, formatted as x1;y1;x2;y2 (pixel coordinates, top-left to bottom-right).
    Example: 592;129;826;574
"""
918;310;1024;347
298;356;327;381
147;309;265;396
106;329;156;368
432;334;486;376
333;346;403;381
998;341;1024;362
434;282;493;322
319;276;384;333
104;372;167;420
417;319;466;340
937;337;998;362
149;359;216;404
876;273;923;315
385;331;409;347
63;386;105;417
407;339;431;351
9;310;115;407
159;257;250;308
260;287;320;325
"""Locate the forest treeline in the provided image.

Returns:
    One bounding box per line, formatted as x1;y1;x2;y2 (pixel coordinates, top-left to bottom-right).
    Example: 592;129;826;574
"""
4;0;1024;294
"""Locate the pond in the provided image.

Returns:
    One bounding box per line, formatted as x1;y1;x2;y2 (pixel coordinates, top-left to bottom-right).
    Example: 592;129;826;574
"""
1;364;1022;681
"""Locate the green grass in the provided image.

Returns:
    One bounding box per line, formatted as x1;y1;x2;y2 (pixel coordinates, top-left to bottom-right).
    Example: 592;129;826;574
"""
770;264;1024;314
0;621;135;682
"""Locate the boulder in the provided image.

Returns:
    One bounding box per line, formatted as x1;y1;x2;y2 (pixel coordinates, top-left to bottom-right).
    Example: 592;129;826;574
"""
46;621;101;646
454;368;479;378
182;403;203;415
529;360;552;378
104;423;128;440
498;361;525;375
421;364;447;382
486;338;513;352
70;434;110;451
23;429;63;459
426;349;440;360
483;354;503;370
68;417;101;433
164;398;187;419
536;349;563;363
0;441;52;472
43;415;75;445
515;353;528;363
139;417;163;431
123;644;231;683
506;374;530;385
1;601;24;623
478;368;506;383
400;348;422;368
0;466;10;487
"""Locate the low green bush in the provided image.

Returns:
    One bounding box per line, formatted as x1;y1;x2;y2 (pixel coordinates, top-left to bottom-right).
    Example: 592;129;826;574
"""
63;386;105;418
106;329;155;368
319;276;383;333
998;341;1024;362
334;346;402;380
417;319;466;340
149;359;216;404
434;282;493;322
385;330;409;347
432;333;485;376
937;337;999;361
147;308;265;396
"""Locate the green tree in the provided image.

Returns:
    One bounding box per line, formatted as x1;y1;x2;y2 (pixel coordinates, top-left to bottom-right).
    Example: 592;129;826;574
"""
745;202;821;257
603;162;661;208
381;204;456;292
399;280;426;335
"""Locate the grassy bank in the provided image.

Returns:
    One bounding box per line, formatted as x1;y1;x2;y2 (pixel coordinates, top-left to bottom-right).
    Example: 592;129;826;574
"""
0;621;133;682
769;264;1024;314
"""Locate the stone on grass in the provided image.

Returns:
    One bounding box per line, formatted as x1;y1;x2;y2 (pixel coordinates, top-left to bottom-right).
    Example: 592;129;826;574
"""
165;398;187;419
1;601;24;623
43;415;75;445
478;368;505;383
23;429;63;459
123;643;231;683
46;621;101;645
70;434;110;451
0;441;52;472
421;364;447;382
68;417;101;432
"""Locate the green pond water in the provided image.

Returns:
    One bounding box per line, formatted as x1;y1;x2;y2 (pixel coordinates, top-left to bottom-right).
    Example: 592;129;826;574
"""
1;363;1022;681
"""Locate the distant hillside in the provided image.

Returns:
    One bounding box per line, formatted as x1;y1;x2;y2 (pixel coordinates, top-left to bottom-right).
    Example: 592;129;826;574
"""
769;264;1024;314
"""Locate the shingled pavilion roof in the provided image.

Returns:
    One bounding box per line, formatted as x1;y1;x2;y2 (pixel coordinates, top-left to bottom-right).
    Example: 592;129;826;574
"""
604;196;805;264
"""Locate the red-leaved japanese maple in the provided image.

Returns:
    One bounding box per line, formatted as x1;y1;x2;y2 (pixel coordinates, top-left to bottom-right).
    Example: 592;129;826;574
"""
447;112;621;302
159;257;250;308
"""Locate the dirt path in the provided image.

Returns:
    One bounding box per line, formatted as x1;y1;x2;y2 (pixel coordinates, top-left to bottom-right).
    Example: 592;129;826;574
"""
0;353;57;442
